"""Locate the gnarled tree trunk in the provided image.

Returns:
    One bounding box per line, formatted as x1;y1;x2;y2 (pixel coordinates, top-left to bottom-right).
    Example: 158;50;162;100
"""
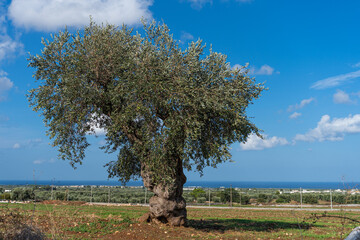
141;159;187;226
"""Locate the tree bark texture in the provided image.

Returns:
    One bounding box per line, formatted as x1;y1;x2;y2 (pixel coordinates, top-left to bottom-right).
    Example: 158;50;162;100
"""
141;160;187;226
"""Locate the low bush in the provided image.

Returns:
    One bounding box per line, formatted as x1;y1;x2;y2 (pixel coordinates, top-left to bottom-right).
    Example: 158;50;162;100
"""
0;208;45;240
0;193;11;200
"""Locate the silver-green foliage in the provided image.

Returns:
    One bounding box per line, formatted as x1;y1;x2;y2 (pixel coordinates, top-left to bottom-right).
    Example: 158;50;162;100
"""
28;20;264;184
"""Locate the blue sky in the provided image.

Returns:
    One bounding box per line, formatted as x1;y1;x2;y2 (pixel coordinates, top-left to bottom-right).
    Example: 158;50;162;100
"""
1;0;360;183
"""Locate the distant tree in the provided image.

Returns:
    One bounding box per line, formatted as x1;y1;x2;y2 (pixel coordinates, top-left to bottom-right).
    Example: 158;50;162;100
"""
240;195;251;205
303;195;318;204
212;196;221;203
257;193;273;204
0;187;4;193
41;185;52;191
334;195;346;204
11;188;23;201
190;188;206;201
12;188;34;201
220;188;240;203
28;20;264;226
197;197;206;203
276;194;291;203
55;192;65;200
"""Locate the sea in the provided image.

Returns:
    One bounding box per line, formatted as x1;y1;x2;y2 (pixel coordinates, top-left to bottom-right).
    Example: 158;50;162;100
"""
0;180;358;190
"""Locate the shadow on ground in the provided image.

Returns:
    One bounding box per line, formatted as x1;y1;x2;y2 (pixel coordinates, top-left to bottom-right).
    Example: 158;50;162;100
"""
188;218;315;233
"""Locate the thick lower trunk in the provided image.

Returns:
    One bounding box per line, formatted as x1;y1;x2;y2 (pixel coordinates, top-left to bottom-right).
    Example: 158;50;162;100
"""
141;160;187;226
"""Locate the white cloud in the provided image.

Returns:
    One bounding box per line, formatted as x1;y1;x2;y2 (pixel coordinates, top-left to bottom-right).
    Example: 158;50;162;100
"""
240;134;289;151
180;31;194;44
0;34;22;61
231;63;249;74
0;15;6;33
0;71;13;101
248;64;278;75
0;71;13;93
8;0;153;31
221;0;253;3
289;112;301;119
311;70;360;89
12;143;20;149
287;97;315;112
352;62;360;68
0;6;23;62
27;138;43;147
33;158;56;164
333;90;353;104
354;91;360;98
232;64;242;70
186;0;212;9
189;0;252;8
256;64;274;75
93;127;106;136
294;114;360;142
87;113;109;136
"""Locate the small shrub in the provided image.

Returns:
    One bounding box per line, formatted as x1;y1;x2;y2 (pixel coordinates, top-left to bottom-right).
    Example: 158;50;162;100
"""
0;208;45;240
0;193;11;200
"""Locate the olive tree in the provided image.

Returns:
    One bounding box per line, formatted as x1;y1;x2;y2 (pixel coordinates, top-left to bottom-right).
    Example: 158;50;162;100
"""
28;21;264;226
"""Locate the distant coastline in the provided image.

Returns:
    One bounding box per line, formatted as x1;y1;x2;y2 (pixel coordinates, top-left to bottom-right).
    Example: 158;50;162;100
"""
0;180;358;189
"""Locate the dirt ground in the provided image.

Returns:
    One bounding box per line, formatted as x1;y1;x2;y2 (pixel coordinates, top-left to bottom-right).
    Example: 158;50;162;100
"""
1;201;359;239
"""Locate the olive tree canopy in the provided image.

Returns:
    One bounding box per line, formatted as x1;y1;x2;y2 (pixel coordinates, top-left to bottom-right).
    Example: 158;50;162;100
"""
28;21;264;225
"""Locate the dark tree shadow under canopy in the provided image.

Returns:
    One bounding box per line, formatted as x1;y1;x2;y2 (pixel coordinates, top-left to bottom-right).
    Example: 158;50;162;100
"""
188;218;315;233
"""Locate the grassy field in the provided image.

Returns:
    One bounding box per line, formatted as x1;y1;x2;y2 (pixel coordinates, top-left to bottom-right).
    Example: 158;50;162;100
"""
1;201;360;239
